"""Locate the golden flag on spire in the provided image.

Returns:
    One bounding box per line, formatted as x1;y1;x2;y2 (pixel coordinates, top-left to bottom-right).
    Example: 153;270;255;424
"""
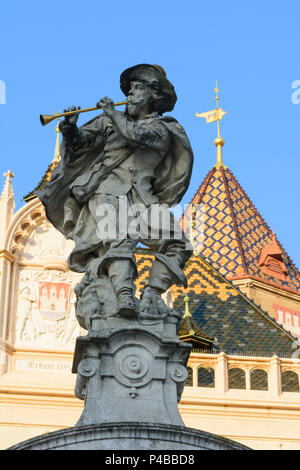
195;108;226;123
195;80;226;124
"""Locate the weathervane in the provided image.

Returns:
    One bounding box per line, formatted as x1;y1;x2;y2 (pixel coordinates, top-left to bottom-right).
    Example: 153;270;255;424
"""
196;81;227;169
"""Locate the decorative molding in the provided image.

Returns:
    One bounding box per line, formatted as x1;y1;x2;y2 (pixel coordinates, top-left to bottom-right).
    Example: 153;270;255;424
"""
0;249;16;263
230;276;300;300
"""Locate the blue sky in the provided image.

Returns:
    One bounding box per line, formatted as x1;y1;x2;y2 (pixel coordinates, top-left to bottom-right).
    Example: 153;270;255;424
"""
1;0;300;267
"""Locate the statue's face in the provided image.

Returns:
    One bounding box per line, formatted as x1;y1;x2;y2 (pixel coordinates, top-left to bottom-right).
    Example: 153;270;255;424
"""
126;80;153;118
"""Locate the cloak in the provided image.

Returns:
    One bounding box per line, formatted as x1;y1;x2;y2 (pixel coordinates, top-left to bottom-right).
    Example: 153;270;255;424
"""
37;113;193;252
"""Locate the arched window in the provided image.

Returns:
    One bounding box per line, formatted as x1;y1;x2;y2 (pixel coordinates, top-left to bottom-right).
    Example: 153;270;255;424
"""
250;369;268;391
281;370;299;392
228;368;246;390
198;367;215;388
185;366;193;386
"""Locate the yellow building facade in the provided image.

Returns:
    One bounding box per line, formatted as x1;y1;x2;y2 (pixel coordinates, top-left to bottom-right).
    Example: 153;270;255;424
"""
0;172;300;450
1;95;300;450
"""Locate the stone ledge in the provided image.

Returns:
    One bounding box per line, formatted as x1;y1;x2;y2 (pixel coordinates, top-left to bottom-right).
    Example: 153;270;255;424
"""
7;422;250;450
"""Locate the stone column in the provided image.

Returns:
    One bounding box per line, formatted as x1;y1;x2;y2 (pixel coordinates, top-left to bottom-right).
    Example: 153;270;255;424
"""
245;368;251;390
0;250;16;341
269;355;281;397
216;352;228;393
0;171;16;347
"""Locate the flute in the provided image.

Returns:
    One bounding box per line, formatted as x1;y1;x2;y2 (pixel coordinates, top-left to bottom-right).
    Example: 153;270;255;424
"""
40;100;128;126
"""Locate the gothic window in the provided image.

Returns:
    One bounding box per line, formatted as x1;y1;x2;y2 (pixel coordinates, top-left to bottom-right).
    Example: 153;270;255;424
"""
250;369;268;391
198;367;215;388
228;368;246;390
281;370;299;392
185;366;193;386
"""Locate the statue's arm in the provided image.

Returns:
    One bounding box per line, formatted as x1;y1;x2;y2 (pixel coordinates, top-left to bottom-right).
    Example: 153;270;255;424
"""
109;113;170;151
59;121;103;151
58;107;103;151
59;121;84;148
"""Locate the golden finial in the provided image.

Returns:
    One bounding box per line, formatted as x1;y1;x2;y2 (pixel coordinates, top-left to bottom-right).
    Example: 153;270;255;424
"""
183;295;191;318
195;81;227;169
183;295;195;335
215;80;219;107
52;115;61;167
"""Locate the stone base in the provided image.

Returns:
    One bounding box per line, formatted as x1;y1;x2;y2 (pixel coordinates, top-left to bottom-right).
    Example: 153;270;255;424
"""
72;327;191;427
7;423;250;450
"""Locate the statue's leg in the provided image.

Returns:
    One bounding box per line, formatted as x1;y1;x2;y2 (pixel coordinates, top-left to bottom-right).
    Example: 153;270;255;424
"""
147;238;192;293
99;238;139;318
142;209;193;295
107;258;136;293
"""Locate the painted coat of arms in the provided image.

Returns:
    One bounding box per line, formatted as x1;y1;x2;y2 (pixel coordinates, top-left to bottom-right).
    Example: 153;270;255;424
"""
37;282;70;321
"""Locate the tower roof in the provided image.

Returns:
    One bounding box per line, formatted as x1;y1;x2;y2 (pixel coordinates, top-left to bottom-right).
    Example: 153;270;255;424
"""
135;250;298;356
182;165;300;293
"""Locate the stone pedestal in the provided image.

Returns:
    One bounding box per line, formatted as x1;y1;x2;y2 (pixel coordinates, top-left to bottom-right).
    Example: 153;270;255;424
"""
72;323;191;427
7;309;251;450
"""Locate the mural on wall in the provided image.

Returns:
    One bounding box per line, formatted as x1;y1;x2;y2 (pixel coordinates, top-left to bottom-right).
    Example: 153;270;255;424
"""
12;217;84;349
15;269;83;349
273;303;300;340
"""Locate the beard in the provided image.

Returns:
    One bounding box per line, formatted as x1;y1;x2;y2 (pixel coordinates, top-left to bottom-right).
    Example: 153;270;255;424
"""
126;101;143;118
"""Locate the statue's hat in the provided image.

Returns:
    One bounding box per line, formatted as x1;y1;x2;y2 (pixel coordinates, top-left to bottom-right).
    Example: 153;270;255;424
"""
120;64;177;114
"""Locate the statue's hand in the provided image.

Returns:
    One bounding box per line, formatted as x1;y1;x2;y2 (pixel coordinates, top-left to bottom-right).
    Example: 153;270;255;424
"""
96;96;115;117
62;106;81;125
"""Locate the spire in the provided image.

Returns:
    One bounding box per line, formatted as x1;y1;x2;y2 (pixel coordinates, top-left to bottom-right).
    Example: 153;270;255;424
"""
1;170;15;202
196;81;227;169
23;119;61;202
213;81;226;169
183;295;195;334
0;170;15;247
178;295;214;349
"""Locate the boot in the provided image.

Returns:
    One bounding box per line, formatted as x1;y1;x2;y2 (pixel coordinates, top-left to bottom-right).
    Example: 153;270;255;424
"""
107;260;138;318
139;285;168;319
116;287;138;319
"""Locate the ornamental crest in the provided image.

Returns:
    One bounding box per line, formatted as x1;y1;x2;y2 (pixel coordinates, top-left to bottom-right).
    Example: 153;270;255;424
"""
37;281;71;320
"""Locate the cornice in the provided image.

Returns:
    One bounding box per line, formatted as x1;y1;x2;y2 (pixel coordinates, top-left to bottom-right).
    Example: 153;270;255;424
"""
230;275;300;301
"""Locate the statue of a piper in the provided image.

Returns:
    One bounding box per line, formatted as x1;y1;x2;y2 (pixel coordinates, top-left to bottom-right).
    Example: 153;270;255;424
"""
29;63;245;444
7;65;250;446
37;64;194;330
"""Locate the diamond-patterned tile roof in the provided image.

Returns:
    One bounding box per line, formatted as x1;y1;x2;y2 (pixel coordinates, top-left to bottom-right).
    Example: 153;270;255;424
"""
135;251;297;356
181;166;300;293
